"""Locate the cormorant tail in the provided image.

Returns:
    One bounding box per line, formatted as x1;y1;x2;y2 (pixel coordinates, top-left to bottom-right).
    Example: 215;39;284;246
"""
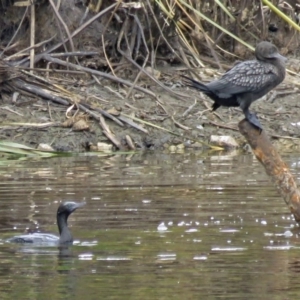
181;75;210;93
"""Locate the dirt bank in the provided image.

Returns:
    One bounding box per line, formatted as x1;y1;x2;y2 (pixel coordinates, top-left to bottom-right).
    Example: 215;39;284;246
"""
1;64;300;153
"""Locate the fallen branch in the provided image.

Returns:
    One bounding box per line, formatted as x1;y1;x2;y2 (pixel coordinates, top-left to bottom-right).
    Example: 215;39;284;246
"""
42;54;157;98
99;115;123;150
238;119;300;222
10;78;124;127
118;114;148;134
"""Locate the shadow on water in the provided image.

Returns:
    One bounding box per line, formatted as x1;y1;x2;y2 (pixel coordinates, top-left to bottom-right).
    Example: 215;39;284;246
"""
0;151;300;299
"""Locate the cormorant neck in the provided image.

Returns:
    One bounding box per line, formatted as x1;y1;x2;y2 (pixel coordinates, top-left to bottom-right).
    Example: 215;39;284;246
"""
273;58;286;81
57;213;73;244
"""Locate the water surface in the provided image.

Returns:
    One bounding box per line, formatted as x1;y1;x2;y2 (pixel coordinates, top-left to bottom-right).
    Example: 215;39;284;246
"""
0;152;299;299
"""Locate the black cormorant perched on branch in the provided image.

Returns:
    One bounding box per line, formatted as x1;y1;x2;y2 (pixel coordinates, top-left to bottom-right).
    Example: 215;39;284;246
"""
7;201;85;245
182;41;287;130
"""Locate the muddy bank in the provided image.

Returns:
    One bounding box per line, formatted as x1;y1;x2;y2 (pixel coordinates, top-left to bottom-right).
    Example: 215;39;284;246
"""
1;66;300;153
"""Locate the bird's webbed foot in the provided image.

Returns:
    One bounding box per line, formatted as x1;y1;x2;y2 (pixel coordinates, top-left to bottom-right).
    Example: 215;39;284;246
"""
244;110;263;131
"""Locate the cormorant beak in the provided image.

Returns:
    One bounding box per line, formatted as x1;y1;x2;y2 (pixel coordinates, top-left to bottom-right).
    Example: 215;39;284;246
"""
275;53;287;63
69;202;86;213
74;202;86;210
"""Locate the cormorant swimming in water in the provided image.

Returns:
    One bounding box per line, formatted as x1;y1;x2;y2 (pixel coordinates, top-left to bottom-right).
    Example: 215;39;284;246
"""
182;41;287;130
7;201;85;245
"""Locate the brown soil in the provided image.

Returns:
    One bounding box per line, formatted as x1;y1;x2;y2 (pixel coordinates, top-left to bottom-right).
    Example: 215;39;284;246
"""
1;66;300;153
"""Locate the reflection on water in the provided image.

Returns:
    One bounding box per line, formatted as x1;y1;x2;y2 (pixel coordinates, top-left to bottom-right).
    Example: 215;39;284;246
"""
0;152;299;299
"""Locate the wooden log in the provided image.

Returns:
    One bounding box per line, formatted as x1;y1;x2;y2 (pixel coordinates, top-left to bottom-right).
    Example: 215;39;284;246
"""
238;119;300;223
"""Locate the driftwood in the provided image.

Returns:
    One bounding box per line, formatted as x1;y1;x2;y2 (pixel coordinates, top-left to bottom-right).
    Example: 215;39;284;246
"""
239;119;300;222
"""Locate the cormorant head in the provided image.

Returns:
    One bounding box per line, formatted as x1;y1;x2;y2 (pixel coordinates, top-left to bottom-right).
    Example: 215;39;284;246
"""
57;201;85;218
255;41;287;63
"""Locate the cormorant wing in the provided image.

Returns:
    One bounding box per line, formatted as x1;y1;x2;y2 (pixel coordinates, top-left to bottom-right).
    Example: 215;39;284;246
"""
7;233;59;244
207;60;279;97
